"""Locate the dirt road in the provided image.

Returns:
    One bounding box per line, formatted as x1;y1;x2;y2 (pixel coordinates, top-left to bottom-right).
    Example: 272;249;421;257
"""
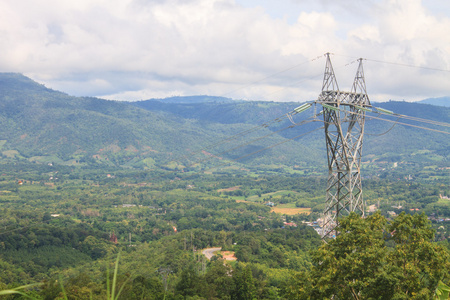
202;247;221;260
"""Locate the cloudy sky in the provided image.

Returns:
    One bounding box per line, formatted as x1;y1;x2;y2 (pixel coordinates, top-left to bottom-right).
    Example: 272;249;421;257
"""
1;0;449;102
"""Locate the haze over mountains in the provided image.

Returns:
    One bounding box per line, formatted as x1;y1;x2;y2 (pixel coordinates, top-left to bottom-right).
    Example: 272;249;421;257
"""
0;73;448;172
418;97;450;107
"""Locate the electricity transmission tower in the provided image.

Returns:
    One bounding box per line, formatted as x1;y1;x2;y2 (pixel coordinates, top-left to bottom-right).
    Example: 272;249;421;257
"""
316;53;370;239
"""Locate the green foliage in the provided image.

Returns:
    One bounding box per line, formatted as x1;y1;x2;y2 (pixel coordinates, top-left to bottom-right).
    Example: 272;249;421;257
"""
388;213;450;298
282;212;450;300
231;264;256;300
435;281;450;300
0;155;448;299
106;252;129;300
0;283;42;299
309;212;389;299
1;73;449;174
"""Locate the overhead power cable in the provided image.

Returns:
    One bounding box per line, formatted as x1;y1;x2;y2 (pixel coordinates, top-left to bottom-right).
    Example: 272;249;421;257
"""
0;115;323;236
366;116;400;136
228;126;324;163
158;113;318;181
220;55;324;98
0;221;43;236
369;107;450;130
368;114;450;135
334;53;450;73
161;103;314;174
386;112;450;128
170;125;324;183
173;113;288;165
263;57;359;99
316;102;450;135
365;58;450;73
188;118;317;167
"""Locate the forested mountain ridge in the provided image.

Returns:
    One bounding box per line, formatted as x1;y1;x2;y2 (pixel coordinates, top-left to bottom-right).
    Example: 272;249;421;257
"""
133;94;450;167
0;73;448;173
0;73;293;168
0;73;323;169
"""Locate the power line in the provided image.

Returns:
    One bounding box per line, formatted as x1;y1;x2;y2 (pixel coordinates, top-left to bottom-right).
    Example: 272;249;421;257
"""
188;119;317;167
366;116;400;136
367;106;450;131
157;114;318;181
168;111;293;167
229;126;324;163
334;53;450;73
389;112;450;128
369;114;450;135
366;58;450;73
315;102;450;135
220;55;324;98
152;104;316;180
170;124;324;182
0;221;43;236
262;57;360;99
0;114;323;236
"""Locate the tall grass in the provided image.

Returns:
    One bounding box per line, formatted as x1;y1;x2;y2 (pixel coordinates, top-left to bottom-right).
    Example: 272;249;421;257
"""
106;252;129;300
0;252;128;300
0;283;41;299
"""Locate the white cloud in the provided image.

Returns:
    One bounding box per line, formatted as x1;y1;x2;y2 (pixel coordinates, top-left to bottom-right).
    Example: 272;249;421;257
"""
0;0;449;102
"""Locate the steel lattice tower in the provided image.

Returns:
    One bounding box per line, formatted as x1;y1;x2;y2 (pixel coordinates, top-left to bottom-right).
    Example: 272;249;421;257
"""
317;53;370;239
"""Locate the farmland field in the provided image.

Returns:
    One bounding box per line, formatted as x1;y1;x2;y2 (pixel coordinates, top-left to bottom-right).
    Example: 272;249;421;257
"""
271;206;311;215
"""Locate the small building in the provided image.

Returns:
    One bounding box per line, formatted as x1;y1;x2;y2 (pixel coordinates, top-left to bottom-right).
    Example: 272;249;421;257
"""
367;204;377;213
283;222;297;227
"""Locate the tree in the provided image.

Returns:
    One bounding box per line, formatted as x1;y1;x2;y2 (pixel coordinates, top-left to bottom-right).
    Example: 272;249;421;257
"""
125;275;164;300
290;212;450;300
308;212;391;299
387;213;450;299
204;260;233;299
231;264;256;300
175;263;202;299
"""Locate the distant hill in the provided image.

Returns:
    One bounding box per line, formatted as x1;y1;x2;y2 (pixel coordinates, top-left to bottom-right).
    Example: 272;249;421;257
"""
132;98;450;167
146;95;236;104
418;96;450;107
0;73;243;168
362;101;449;161
0;73;448;171
0;73;321;169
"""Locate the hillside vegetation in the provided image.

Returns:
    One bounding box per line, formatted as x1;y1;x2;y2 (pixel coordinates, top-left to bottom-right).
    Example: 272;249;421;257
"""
0;72;448;177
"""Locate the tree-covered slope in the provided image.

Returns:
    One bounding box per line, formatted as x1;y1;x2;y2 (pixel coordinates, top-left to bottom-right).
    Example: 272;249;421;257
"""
0;74;240;166
0;73;321;169
0;73;448;171
133;98;450;167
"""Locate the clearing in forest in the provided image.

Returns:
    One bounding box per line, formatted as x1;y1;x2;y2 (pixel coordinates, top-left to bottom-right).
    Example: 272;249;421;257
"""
271;206;311;215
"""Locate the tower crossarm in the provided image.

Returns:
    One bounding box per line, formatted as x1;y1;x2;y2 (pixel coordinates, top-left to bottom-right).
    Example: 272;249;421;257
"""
317;91;370;107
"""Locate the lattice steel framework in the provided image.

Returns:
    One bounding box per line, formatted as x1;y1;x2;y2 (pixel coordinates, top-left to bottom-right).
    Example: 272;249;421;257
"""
317;53;371;239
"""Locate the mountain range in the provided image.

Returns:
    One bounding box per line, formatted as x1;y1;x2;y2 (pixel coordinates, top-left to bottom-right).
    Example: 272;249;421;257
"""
418;96;450;107
0;73;448;172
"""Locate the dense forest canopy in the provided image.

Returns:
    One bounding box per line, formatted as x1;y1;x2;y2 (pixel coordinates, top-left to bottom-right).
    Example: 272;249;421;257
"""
0;162;448;299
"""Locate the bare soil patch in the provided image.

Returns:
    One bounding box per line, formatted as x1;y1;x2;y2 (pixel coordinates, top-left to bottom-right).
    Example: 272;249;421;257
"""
217;186;240;193
271;207;311;215
221;251;237;261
